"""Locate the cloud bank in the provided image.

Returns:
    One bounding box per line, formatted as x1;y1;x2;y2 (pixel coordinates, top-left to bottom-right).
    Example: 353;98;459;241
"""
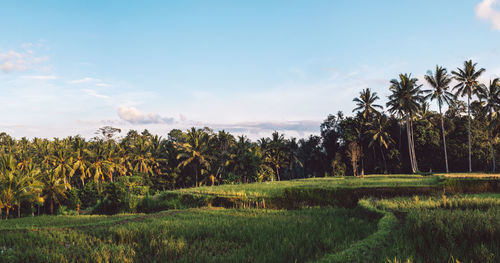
476;0;500;30
117;106;174;124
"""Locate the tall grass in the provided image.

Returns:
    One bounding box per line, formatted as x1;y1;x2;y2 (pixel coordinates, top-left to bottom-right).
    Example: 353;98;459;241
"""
0;207;380;263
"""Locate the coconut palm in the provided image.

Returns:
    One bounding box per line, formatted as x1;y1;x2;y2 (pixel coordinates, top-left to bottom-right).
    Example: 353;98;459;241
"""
353;88;383;119
177;128;212;187
386;73;424;173
262;132;289;181
42;169;70;214
423;65;455;173
452;60;486;172
478;78;500;172
367;114;394;173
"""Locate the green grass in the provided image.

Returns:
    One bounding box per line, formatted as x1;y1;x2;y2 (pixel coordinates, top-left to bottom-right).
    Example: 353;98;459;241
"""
0;213;142;230
0;207;379;263
1;175;500;262
358;194;500;262
175;174;441;199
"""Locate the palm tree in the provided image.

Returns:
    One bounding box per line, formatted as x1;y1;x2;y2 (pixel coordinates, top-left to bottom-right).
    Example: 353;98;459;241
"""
367;114;394;173
177;128;212;187
478;78;500;172
262;132;289;181
228;136;261;183
452;60;486;172
353;88;383;175
387;73;424;173
423;65;455;173
353;88;383;119
42;169;70;214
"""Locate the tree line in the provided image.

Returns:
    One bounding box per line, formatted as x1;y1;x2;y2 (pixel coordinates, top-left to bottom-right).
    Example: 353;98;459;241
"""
0;59;499;217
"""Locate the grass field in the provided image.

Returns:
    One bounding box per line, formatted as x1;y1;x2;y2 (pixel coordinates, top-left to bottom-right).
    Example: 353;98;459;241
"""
1;174;499;262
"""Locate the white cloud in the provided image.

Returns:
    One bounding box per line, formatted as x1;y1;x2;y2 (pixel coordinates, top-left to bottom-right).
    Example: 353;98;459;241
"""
22;75;57;80
476;0;500;30
96;83;112;87
68;77;101;84
117;106;174;124
0;49;49;73
82;89;109;99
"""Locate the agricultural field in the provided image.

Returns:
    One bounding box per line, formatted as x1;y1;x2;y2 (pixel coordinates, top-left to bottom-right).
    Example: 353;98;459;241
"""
1;174;500;262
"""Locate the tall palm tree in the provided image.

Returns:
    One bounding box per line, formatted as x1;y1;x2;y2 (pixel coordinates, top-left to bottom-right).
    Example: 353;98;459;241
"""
353;88;383;175
353;88;383;119
423;65;454;173
478;78;500;172
367;114;394;173
386;73;424;173
177;128;212;187
452;60;486;172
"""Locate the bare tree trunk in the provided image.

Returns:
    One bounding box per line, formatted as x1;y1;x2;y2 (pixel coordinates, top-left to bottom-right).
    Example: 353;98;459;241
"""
467;96;472;172
275;166;280;181
439;106;449;173
6;208;10;220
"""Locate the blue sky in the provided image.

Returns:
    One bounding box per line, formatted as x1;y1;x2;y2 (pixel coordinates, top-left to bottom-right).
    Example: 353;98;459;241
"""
1;0;500;139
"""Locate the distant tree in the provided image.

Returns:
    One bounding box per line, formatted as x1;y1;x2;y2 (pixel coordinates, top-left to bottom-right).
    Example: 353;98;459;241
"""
94;126;122;141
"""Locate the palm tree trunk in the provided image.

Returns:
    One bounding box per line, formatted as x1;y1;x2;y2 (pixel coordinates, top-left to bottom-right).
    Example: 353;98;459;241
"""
410;117;418;172
467;96;472;172
439;106;449;173
406;114;416;173
194;164;198;187
6;208;9;220
17;204;21;218
51;199;54;214
275;166;280;181
380;146;387;173
489;135;496;173
360;152;364;177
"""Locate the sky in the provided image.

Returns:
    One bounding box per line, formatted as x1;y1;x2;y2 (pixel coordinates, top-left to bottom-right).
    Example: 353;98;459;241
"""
1;0;500;140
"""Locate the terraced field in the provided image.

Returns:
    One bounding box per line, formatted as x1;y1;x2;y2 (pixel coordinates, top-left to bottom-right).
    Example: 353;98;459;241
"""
1;174;499;262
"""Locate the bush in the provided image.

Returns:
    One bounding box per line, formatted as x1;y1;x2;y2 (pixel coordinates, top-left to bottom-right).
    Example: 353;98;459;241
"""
92;182;129;215
79;182;102;209
63;188;81;210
